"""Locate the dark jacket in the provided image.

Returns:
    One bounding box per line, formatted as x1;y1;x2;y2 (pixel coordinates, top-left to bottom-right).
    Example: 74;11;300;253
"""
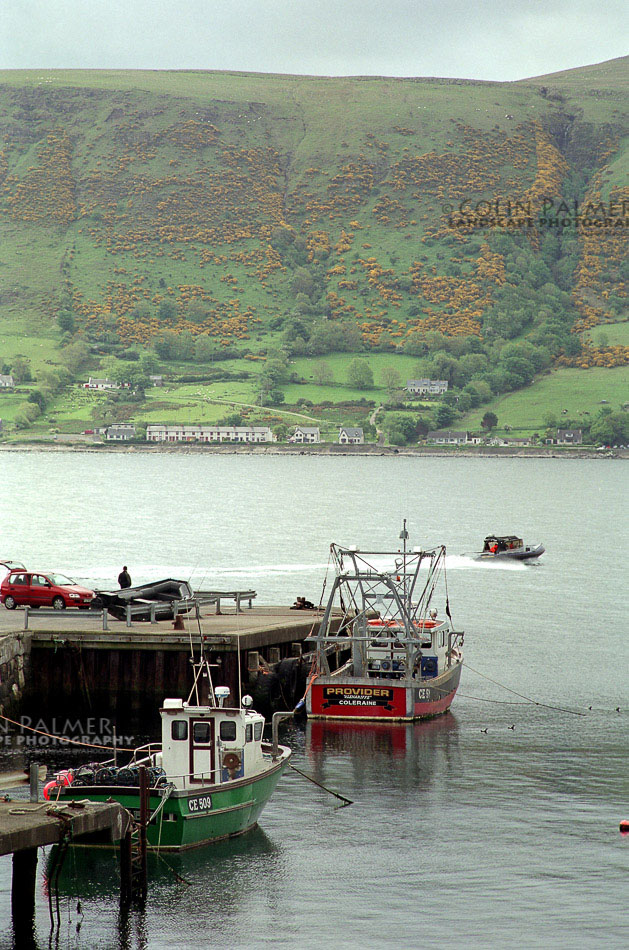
118;570;131;589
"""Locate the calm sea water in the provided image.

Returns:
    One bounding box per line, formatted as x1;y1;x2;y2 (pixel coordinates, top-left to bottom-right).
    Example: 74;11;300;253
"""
0;452;627;949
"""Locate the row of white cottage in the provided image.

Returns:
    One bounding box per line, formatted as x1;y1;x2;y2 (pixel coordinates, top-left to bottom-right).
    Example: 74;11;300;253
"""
143;424;364;444
426;428;582;446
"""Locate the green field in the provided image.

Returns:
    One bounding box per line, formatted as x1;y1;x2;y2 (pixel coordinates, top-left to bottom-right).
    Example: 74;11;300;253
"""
586;322;629;345
461;367;629;432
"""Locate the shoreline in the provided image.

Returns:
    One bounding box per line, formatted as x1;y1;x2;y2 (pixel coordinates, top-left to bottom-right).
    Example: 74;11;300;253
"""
0;441;624;459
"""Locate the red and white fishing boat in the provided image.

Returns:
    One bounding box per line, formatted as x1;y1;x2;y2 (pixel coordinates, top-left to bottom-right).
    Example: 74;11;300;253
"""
305;525;464;721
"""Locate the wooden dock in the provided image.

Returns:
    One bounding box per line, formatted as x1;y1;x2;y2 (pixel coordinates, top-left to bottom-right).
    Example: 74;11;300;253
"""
0;798;129;856
0;796;130;942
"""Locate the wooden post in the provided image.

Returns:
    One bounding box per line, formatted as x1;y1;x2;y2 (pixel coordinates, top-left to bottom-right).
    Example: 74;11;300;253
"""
119;829;132;908
12;848;38;944
138;766;149;904
29;763;39;803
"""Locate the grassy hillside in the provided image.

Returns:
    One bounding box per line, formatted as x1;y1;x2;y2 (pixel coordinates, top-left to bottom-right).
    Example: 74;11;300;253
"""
0;61;627;443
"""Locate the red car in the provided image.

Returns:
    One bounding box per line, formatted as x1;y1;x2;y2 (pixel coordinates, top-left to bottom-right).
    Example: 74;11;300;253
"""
1;571;95;610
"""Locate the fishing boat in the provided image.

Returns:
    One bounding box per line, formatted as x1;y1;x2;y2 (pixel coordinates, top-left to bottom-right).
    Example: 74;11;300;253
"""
46;651;291;850
477;535;544;560
304;524;464;721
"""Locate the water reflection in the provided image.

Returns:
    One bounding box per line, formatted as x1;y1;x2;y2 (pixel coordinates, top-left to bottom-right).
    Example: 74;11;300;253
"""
303;712;461;791
46;824;278;898
41;827;282;949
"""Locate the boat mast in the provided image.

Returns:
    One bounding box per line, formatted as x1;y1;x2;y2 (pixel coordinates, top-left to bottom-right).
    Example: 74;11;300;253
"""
399;519;409;611
187;616;217;707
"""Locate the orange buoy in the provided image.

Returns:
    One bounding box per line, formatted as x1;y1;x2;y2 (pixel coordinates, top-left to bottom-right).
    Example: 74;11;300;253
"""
620;820;629;834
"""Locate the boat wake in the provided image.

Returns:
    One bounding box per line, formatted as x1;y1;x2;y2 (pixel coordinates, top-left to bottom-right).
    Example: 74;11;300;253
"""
445;554;527;571
205;563;331;578
69;555;525;591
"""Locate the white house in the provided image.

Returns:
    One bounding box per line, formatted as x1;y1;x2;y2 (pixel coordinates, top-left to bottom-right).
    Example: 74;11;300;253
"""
84;377;118;390
556;428;582;445
106;424;136;441
0;375;15;389
488;436;531;447
146;424;274;444
339;427;364;445
426;430;469;445
406;379;448;396
289;426;321;444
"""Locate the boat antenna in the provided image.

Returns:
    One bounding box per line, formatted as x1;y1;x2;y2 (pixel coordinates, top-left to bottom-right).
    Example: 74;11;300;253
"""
399;519;409;606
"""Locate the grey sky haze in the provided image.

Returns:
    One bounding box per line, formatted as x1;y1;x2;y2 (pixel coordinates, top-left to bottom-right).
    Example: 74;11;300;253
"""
1;0;627;81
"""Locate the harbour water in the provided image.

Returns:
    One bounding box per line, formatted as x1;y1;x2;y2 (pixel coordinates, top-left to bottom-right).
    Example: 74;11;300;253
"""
0;452;627;948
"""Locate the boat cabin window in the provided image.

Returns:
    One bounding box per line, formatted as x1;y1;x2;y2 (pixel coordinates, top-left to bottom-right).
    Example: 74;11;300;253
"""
254;721;263;741
245;723;253;743
220;721;237;741
193;722;211;743
171;720;188;741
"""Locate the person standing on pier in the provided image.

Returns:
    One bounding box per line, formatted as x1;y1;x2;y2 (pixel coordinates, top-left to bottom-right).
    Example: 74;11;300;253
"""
118;566;132;589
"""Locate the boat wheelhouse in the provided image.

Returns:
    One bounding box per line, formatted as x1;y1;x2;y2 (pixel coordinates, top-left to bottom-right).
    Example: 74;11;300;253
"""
305;527;464;721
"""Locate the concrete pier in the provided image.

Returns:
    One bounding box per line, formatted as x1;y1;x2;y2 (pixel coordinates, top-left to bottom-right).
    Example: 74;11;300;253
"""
0;605;325;717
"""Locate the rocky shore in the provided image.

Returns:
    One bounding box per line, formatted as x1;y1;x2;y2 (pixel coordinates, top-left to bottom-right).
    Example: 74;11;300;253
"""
0;441;624;459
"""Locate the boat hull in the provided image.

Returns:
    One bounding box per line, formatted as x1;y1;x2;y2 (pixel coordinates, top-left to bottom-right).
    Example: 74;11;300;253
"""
477;544;544;561
56;752;290;851
307;662;462;722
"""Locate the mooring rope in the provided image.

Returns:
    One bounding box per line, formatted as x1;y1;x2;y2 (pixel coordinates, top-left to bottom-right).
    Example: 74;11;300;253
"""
463;663;586;716
0;713;114;750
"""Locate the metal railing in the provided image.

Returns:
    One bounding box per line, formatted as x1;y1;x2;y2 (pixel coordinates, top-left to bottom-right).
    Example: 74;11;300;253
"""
22;597;200;630
193;589;256;615
119;597;199;627
23;606;110;630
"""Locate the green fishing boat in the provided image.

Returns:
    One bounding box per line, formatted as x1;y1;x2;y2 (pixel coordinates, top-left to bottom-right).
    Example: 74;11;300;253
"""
49;687;291;851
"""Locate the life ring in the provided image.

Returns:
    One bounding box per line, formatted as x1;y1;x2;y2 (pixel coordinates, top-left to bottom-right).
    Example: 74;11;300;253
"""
223;752;241;771
42;780;58;801
415;620;437;629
